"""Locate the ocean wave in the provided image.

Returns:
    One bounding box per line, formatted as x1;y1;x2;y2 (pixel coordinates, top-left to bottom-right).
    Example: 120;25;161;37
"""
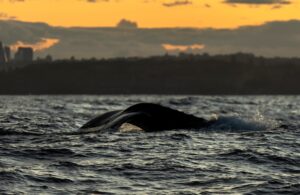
207;113;277;132
0;96;299;194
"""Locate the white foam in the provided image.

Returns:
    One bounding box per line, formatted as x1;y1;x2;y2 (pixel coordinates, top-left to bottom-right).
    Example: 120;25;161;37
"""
208;111;277;131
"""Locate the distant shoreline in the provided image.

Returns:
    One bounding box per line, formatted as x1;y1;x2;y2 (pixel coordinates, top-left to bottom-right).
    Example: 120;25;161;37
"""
1;53;300;95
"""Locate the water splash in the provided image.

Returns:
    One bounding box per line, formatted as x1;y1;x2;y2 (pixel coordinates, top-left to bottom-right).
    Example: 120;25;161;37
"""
208;111;277;131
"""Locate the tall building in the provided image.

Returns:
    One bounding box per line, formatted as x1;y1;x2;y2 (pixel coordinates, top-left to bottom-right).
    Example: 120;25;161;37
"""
15;47;34;63
0;42;6;65
4;46;11;62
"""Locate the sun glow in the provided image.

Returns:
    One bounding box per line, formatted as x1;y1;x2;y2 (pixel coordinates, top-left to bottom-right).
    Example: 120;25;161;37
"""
162;43;205;52
10;38;60;52
0;0;299;28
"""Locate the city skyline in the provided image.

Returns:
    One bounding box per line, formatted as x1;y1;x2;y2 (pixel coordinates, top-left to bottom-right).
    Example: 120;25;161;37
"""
0;41;33;65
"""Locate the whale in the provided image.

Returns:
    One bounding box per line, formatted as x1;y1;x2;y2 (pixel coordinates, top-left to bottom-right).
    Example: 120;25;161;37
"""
78;103;216;133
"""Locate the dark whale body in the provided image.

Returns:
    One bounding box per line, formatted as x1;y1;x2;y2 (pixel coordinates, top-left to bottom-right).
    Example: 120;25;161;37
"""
79;103;215;133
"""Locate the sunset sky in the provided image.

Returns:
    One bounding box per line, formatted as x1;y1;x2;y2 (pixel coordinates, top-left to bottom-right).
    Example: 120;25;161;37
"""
0;0;299;28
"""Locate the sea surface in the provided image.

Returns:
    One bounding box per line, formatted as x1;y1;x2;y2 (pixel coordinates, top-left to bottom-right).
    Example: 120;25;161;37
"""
0;96;299;194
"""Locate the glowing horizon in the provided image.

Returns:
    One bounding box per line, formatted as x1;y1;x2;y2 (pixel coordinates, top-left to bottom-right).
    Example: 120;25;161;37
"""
0;0;299;29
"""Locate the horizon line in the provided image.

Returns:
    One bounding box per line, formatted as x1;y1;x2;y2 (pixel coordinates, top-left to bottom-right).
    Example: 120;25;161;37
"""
1;18;300;30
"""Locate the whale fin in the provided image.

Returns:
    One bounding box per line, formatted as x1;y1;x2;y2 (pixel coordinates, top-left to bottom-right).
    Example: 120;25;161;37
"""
78;111;144;133
80;110;120;130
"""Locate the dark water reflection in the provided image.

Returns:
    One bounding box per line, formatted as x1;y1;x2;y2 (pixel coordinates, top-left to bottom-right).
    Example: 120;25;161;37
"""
0;96;299;194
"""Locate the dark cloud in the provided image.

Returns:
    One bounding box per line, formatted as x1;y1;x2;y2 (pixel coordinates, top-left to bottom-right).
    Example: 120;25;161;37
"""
162;0;192;7
1;19;300;59
204;4;211;8
9;0;25;2
116;19;138;29
2;0;26;2
1;0;111;2
4;0;290;5
272;5;282;8
85;0;110;2
0;12;17;20
225;0;291;5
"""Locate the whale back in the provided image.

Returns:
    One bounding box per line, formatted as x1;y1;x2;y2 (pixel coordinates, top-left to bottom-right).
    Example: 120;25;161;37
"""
79;103;209;133
122;103;208;131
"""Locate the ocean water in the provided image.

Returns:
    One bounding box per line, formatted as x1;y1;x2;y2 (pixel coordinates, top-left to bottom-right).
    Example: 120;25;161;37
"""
0;95;299;194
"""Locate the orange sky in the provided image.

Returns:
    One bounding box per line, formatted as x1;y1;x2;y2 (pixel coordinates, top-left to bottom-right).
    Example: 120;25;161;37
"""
0;0;299;28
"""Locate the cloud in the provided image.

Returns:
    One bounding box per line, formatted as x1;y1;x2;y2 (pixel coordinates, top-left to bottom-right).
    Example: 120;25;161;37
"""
0;12;17;20
1;0;111;2
162;0;192;7
85;0;110;3
272;5;282;8
116;19;138;29
9;38;60;52
1;19;300;58
162;43;205;52
224;0;291;5
0;0;26;2
2;0;291;5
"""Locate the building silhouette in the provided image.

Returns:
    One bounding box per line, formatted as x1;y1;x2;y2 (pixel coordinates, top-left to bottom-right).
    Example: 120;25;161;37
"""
0;42;6;65
4;46;11;62
1;40;35;68
15;47;33;63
